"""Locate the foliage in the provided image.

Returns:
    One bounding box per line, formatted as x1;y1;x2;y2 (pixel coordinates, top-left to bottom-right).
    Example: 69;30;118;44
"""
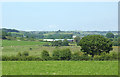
106;32;114;38
52;39;69;46
2;55;42;61
51;40;62;46
44;33;73;39
52;48;72;60
71;52;91;61
59;48;72;60
22;51;29;56
93;52;118;61
78;35;113;57
52;49;60;60
62;39;69;46
41;50;50;61
74;36;81;45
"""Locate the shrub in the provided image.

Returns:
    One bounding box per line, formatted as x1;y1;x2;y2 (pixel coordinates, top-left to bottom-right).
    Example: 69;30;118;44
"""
93;52;118;61
22;51;29;56
59;48;71;60
29;48;32;50
17;51;29;57
110;52;118;60
17;52;22;56
41;50;50;61
52;49;60;60
71;52;92;61
71;53;80;61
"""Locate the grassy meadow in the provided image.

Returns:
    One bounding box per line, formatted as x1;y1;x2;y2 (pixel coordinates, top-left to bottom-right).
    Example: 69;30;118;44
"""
2;40;48;46
2;40;118;56
2;61;118;75
2;40;119;75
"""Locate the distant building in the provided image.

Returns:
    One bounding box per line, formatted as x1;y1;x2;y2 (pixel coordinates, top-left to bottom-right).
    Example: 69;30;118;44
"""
43;39;74;42
43;39;54;42
72;35;77;39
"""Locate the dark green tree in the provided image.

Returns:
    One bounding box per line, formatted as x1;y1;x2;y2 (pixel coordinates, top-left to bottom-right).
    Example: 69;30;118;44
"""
106;32;114;38
62;39;69;46
78;35;113;57
41;50;50;61
74;36;81;45
59;49;72;60
52;49;60;60
2;31;7;39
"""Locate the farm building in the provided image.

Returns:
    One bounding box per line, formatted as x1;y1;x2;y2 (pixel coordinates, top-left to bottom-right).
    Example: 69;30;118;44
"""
43;39;74;42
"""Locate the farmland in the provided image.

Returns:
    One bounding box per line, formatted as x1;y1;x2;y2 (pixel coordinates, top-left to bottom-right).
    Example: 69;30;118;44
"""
2;61;118;75
2;40;48;47
2;40;118;57
1;36;119;75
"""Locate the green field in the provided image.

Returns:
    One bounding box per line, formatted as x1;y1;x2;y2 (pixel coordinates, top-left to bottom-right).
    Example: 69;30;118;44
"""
2;40;48;46
2;40;118;56
2;61;118;75
2;40;119;75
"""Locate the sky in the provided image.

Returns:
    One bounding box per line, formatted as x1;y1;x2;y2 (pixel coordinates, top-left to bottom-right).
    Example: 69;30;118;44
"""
1;2;118;31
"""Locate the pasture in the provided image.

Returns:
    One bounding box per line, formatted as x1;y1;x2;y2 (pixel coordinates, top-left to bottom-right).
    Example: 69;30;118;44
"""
2;61;118;75
2;40;48;46
1;40;119;75
2;40;118;56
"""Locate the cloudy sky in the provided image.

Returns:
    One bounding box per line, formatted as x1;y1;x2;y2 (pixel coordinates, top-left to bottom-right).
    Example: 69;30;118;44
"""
1;2;118;31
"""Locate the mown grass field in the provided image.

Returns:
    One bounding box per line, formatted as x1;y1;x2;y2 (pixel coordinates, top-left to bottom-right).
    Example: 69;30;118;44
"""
2;61;118;75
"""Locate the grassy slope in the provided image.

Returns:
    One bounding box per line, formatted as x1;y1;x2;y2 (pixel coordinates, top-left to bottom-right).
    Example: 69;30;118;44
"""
2;61;118;75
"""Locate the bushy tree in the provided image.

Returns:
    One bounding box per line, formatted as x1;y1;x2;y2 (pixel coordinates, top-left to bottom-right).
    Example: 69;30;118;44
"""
106;32;114;38
74;36;81;45
52;40;62;46
41;50;50;61
52;49;60;60
78;35;113;57
52;39;69;46
62;39;69;46
52;48;71;60
59;49;71;60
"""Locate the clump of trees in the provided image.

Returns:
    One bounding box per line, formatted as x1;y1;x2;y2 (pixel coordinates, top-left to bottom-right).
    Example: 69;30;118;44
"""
105;32;120;46
52;49;71;60
41;50;51;61
74;36;81;45
106;32;114;38
51;39;69;46
78;35;113;57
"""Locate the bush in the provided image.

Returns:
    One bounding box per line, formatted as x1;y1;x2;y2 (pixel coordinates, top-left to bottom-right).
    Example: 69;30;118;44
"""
17;52;22;56
52;49;60;60
17;51;29;57
93;52;118;61
71;52;92;61
71;53;80;61
52;48;72;60
59;49;71;60
22;51;29;56
110;52;118;60
41;50;50;61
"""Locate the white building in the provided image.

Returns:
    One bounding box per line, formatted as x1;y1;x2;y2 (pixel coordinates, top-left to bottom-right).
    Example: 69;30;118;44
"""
43;39;74;42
